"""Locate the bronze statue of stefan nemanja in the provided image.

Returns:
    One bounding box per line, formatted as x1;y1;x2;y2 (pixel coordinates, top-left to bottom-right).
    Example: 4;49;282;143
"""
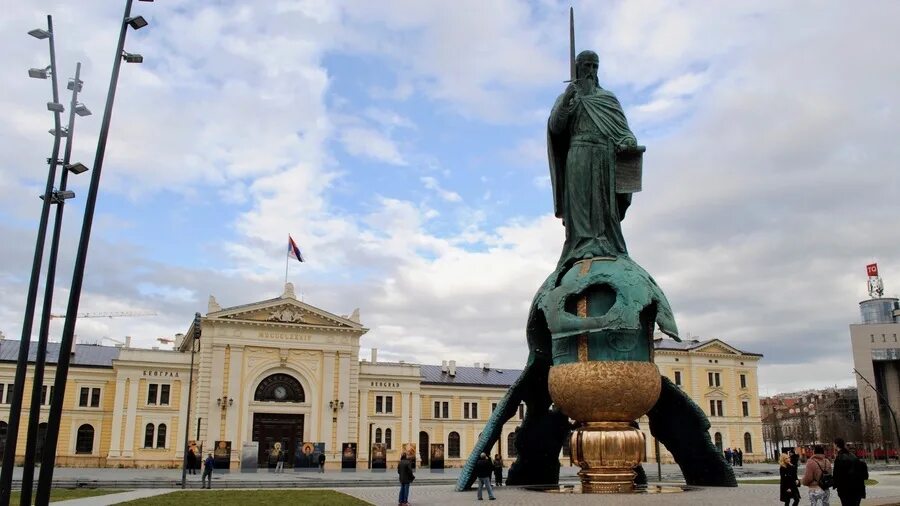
457;11;736;493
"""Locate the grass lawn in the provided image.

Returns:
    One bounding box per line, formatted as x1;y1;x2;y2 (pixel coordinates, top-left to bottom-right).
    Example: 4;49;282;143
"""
117;490;371;505
10;488;125;504
738;479;879;486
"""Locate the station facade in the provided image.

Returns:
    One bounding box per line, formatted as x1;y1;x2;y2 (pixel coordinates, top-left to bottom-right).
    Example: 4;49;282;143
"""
0;284;764;468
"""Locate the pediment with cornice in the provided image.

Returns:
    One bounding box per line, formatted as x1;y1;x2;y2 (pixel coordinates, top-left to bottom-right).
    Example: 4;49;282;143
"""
209;298;365;333
693;340;743;356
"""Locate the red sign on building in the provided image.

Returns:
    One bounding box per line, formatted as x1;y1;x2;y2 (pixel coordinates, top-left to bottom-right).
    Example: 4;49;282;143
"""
867;263;879;277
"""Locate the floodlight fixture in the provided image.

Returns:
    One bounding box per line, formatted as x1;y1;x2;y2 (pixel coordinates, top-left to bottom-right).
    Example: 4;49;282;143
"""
48;127;69;138
46;102;64;113
74;103;91;117
66;163;89;175
67;79;83;92
122;52;143;63
28;29;51;40
28;67;50;79
126;16;148;30
55;190;76;201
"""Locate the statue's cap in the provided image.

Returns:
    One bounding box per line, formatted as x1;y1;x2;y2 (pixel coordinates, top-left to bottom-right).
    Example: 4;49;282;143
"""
575;50;599;64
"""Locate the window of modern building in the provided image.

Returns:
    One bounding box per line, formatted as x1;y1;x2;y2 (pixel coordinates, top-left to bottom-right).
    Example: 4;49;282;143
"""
75;424;94;454
91;388;101;407
385;428;392;449
740;374;747;389
464;401;478;419
674;371;682;386
448;431;460;458
507;432;517;458
79;387;90;407
744;432;753;453
144;424;155;448
156;423;167;448
375;428;382;444
742;400;750;417
148;384;158;405
159;385;170;406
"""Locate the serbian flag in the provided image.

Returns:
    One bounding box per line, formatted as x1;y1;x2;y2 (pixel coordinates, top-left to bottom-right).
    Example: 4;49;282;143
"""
288;235;305;262
867;263;879;277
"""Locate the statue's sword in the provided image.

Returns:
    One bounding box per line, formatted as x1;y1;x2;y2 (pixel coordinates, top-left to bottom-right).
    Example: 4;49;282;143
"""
569;6;576;81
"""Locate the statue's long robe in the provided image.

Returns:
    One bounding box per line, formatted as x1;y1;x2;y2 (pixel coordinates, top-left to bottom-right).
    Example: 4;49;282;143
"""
548;87;636;267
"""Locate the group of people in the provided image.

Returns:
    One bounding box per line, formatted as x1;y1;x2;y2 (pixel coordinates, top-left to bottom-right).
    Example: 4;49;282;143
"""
725;447;744;466
397;452;505;505
779;438;868;506
186;448;215;488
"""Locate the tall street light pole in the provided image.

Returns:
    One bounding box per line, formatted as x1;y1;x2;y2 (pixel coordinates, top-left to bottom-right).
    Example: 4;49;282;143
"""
35;2;152;503
20;61;91;506
0;16;64;505
181;313;201;489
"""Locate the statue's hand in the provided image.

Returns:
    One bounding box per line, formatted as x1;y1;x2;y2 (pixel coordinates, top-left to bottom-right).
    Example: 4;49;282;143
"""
617;138;638;151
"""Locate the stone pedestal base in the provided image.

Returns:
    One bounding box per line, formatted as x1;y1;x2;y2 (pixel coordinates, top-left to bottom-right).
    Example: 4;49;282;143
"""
571;422;645;494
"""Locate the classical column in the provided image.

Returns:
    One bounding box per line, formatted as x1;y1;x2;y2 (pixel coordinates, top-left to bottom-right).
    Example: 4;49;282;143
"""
337;352;351;447
225;346;243;455
411;392;420;448
206;345;226;444
176;372;191;459
358;385;369;463
108;376;127;458
400;390;411;446
122;377;139;458
320;351;336;454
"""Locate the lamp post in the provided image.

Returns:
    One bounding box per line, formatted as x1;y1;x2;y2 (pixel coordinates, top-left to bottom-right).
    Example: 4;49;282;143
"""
35;2;153;503
21;61;91;506
0;16;65;505
181;313;201;489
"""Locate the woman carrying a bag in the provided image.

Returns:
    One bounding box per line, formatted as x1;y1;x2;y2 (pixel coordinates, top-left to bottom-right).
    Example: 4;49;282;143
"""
779;452;801;506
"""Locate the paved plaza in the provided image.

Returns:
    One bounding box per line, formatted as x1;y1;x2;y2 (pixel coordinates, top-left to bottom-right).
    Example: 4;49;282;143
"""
7;464;899;505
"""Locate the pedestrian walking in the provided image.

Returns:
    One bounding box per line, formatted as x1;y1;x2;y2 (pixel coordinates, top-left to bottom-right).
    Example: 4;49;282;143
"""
833;438;867;506
202;453;214;489
397;452;415;506
802;445;833;506
737;448;744;466
492;454;503;487
186;447;197;475
475;452;496;501
780;452;801;506
274;444;284;473
318;452;326;473
725;447;733;465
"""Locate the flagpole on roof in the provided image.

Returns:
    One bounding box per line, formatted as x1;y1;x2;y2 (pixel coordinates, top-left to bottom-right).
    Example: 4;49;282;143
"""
285;234;289;286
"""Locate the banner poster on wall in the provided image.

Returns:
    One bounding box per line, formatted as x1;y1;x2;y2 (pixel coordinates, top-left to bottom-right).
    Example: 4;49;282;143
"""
213;440;232;471
401;443;417;468
371;443;387;469
240;441;258;472
430;443;445;470
341;442;357;470
294;442;325;470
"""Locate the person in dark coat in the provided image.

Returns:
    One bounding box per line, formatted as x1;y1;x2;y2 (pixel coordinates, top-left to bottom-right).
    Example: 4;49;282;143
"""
475;452;496;500
492;454;503;487
202;453;215;489
833;438;866;506
318;452;326;473
186;448;197;475
397;453;415;506
725;447;733;465
779;452;801;506
736;448;743;466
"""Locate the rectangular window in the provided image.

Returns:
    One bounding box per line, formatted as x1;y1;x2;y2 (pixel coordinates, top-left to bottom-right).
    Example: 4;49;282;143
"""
714;373;721;387
674;371;682;386
41;385;48;405
464;403;470;419
147;383;158;405
91;388;101;407
708;372;714;387
433;401;440;418
742;400;749;417
463;402;478;419
376;395;384;413
159;384;170;405
471;402;478;419
717;400;724;417
709;400;716;416
385;396;393;414
79;387;89;407
442;401;449;419
492;402;498;413
518;404;525;420
740;374;747;389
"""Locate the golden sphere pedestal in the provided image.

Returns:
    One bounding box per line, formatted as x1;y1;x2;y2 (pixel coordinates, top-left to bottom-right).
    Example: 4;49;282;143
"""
549;360;662;494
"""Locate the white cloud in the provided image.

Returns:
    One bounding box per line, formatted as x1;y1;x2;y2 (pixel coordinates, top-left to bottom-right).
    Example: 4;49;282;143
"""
421;176;462;203
339;126;407;166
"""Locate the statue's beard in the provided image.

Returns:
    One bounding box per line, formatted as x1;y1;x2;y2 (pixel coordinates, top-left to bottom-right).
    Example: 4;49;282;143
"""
577;73;598;92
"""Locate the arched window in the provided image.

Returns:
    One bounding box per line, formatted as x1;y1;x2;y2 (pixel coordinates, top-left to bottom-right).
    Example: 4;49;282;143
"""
157;423;167;448
744;432;753;453
714;432;723;452
507;432;518;458
448;432;460;458
419;431;429;466
254;374;305;402
144;423;155;448
375;428;382;444
75;424;94;454
385;428;392;450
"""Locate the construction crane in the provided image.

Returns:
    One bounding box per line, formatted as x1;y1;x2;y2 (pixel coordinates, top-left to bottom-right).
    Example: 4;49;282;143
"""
49;311;157;320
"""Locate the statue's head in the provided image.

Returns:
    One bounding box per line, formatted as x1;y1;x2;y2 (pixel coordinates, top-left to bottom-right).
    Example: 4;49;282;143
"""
575;50;599;84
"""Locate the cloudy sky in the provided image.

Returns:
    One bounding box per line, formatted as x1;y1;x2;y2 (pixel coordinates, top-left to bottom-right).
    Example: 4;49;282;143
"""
2;1;898;394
